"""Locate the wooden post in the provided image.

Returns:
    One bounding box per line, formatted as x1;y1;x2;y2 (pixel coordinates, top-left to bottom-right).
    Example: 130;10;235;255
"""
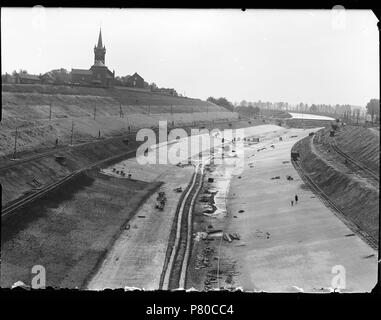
70;121;74;146
49;103;52;121
120;103;123;118
13;127;18;159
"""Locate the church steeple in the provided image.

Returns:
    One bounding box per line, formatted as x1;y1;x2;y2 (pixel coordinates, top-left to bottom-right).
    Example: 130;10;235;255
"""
94;28;106;65
97;28;103;48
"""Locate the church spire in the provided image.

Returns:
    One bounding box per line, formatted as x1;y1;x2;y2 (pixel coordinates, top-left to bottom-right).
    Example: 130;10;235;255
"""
97;28;103;48
94;27;106;65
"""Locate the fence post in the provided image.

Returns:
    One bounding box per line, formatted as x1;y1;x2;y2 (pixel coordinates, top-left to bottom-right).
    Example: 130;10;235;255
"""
70;121;74;146
13;127;18;159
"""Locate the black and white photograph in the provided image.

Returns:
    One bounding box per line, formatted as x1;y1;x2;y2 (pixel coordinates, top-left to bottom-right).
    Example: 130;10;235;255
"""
0;7;379;297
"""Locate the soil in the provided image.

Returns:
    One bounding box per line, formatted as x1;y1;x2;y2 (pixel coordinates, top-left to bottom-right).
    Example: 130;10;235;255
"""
292;128;379;243
1;169;160;288
1;84;238;156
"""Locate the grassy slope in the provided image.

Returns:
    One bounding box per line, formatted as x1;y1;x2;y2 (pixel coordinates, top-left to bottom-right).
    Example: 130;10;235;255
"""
2;83;219;111
1;84;237;156
1;170;161;288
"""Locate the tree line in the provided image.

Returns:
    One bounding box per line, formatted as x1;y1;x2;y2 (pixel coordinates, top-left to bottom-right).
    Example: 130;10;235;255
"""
209;97;379;125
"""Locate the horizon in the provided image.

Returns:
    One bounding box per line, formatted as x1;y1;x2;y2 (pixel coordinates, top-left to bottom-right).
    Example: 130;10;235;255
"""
1;8;379;107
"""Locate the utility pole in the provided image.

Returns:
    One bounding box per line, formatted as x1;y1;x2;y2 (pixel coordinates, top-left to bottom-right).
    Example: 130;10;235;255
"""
192;106;195;126
13;127;18;159
120;103;123;118
70;121;74;146
49;103;52;121
171;104;173;115
94;103;97;120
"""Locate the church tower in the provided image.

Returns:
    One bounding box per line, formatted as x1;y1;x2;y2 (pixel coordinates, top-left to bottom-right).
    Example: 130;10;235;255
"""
94;28;106;64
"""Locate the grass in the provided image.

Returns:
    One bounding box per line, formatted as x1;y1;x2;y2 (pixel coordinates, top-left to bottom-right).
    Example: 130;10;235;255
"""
1;170;161;288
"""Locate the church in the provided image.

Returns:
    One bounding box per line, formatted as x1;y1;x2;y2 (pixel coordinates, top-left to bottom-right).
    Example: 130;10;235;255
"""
71;29;115;87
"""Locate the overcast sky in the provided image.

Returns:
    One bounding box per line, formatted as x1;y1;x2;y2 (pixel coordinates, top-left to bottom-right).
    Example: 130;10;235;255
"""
1;8;379;106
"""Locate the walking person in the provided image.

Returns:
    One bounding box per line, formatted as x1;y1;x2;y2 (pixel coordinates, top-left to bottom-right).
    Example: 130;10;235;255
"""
291;199;294;206
295;194;298;204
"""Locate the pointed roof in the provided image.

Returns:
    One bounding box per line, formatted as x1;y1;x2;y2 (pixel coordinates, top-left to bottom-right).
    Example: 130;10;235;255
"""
97;28;103;48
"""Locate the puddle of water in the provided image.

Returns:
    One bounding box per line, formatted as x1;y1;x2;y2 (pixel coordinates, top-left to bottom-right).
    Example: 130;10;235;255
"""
206;165;235;217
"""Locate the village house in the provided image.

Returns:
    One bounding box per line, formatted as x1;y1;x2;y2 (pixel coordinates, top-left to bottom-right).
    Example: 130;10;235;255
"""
125;72;145;88
14;73;41;84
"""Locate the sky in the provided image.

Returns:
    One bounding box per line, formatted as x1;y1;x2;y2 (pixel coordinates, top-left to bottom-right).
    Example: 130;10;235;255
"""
1;8;379;106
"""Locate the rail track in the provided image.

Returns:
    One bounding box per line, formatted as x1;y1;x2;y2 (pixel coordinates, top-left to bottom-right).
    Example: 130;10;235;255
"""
1;118;242;219
1;149;136;219
159;164;204;290
0;118;242;172
292;159;378;250
329;140;379;183
0;131;139;171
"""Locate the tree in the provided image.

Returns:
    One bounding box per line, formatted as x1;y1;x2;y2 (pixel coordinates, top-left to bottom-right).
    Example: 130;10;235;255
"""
47;68;70;84
216;97;234;111
207;97;218;105
12;69;28;76
365;99;380;125
240;100;248;107
310;104;318;113
207;97;234;111
149;82;158;91
253;106;260;115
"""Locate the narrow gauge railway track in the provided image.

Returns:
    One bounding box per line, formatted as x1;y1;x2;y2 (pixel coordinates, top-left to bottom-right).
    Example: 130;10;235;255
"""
160;164;204;290
292;159;378;250
329;141;379;183
1;149;137;219
0;131;140;171
1;119;240;219
0;118;242;172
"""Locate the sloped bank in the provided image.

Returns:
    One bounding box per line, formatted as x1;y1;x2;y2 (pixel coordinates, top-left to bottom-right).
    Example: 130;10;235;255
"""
292;135;379;245
1;169;161;288
1;120;252;207
0;135;142;206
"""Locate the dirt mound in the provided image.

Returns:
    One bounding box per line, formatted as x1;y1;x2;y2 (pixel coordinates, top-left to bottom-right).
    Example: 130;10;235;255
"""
293;135;379;244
